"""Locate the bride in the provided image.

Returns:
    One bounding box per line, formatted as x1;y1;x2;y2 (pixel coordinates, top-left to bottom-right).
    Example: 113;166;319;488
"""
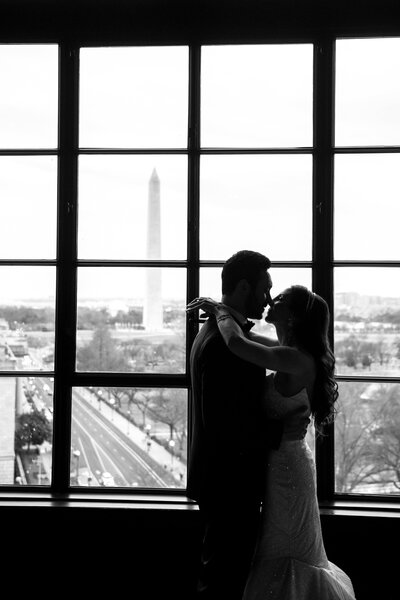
186;285;357;600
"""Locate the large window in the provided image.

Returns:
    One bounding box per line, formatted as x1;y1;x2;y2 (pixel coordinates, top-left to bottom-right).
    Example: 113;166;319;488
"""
0;45;58;487
334;38;400;495
0;39;399;501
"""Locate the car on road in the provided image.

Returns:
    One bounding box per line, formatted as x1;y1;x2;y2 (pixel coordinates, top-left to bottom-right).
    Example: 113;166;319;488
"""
100;472;115;487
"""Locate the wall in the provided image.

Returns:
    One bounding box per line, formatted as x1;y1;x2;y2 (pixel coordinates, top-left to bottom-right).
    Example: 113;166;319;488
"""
320;512;398;600
1;503;398;599
1;0;400;42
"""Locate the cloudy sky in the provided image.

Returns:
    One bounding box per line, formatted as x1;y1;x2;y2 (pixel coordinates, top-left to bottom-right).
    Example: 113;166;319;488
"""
0;39;399;302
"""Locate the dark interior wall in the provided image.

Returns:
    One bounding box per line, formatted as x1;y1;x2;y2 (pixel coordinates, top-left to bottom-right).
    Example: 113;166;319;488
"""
1;504;398;600
1;0;400;42
1;503;202;600
320;512;398;600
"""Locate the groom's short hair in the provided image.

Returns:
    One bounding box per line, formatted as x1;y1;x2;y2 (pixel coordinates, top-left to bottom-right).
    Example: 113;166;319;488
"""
221;250;271;295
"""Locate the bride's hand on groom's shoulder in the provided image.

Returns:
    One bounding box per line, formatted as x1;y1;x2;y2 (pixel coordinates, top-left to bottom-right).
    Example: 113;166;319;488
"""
186;296;226;317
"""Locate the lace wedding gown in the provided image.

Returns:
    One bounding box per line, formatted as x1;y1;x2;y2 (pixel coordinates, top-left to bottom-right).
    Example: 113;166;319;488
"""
242;373;356;600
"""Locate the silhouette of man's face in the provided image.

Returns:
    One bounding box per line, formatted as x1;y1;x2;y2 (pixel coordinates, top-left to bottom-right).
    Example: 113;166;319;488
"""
245;270;273;320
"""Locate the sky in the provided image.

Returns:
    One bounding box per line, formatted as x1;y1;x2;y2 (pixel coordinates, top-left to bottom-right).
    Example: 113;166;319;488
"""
0;40;400;303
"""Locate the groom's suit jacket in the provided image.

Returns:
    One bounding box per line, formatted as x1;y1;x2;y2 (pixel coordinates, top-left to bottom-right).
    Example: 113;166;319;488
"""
187;316;282;504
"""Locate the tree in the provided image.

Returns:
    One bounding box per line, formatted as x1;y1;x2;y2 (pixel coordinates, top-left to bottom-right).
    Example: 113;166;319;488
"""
396;337;400;360
130;390;154;427
335;382;378;492
335;335;361;369
149;388;187;451
369;384;400;491
361;354;373;369
107;387;127;409
119;333;185;374
335;381;400;493
77;324;129;371
77;306;110;330
15;411;52;453
111;307;142;327
344;348;358;369
0;305;55;331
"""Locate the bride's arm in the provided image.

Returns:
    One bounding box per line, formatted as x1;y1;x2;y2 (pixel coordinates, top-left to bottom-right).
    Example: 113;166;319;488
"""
248;331;279;347
215;311;306;374
186;297;307;374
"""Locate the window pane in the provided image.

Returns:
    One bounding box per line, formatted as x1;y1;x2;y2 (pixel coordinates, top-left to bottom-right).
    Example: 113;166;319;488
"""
335;154;400;260
0;45;58;149
0;267;56;371
335;381;400;495
78;155;187;260
0;156;57;259
79;47;189;148
200;266;311;336
334;268;400;377
200;155;312;260
336;38;400;146
76;267;186;373
201;44;313;147
0;376;53;486
71;386;187;489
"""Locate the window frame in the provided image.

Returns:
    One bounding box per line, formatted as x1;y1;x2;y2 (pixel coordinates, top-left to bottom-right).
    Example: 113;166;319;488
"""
0;29;399;510
330;36;400;503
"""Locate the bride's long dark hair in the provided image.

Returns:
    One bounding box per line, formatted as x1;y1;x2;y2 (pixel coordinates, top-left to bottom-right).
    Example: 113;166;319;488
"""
288;285;338;435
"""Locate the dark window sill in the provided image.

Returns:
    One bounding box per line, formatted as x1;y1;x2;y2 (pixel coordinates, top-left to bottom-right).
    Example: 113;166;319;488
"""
319;499;400;518
1;492;400;517
0;490;198;510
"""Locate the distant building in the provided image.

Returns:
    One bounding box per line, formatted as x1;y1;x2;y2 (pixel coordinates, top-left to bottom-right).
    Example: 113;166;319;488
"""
0;318;9;331
0;341;17;485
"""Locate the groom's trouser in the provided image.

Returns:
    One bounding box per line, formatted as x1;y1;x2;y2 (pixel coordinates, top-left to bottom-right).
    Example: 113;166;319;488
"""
196;495;262;600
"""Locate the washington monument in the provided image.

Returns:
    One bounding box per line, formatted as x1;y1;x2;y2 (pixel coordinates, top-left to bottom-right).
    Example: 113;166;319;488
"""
143;168;163;331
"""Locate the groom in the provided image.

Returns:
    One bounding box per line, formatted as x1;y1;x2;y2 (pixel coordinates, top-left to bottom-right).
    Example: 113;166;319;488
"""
187;250;283;600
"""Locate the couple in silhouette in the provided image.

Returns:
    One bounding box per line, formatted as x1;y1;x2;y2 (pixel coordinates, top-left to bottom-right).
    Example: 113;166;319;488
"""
186;250;356;600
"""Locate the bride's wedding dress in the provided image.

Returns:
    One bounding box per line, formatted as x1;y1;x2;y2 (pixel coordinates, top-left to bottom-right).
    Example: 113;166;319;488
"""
242;373;356;600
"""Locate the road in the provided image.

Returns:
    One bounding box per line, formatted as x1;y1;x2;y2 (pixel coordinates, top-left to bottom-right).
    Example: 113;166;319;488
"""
23;376;186;489
71;389;177;488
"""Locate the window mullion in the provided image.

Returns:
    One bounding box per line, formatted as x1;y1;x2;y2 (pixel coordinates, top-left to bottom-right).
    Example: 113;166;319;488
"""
186;43;201;461
187;43;201;341
52;43;80;493
313;37;336;502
